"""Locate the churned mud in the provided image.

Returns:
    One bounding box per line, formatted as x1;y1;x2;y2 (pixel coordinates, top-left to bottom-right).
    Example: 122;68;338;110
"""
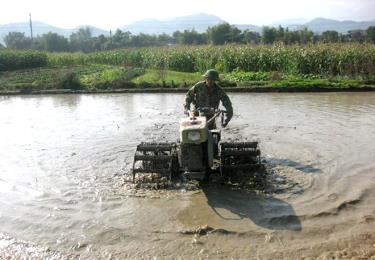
1;93;375;259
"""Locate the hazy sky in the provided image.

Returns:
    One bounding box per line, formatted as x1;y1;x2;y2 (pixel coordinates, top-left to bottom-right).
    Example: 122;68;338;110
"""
1;0;374;29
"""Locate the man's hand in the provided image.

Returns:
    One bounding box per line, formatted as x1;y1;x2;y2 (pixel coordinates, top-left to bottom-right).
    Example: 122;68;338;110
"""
222;114;232;128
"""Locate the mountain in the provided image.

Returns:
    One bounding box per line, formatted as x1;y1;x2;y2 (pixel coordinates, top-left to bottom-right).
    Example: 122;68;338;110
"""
237;18;375;34
0;22;65;38
72;25;109;37
270;18;308;31
233;24;262;33
272;18;308;26
0;21;109;40
121;15;375;35
303;17;375;33
122;13;225;34
1;14;375;43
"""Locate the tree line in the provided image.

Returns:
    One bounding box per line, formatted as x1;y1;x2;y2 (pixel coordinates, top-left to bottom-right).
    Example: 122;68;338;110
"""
2;23;375;52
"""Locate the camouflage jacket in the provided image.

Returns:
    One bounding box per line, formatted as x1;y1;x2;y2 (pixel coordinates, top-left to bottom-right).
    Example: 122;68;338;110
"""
184;81;233;118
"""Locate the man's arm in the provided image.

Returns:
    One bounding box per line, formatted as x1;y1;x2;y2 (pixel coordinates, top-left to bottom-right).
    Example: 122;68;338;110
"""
220;91;233;118
219;89;233;126
184;85;196;110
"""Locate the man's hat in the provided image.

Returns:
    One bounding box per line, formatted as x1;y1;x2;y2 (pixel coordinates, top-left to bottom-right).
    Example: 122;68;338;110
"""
203;69;219;81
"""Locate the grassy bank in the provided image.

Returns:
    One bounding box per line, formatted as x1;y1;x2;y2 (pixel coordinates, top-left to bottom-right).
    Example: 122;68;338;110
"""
0;65;143;92
1;64;374;94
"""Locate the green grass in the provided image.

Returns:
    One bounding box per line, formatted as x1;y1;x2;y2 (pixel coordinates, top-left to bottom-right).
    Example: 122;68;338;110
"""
0;64;145;91
131;69;203;87
1;64;374;93
224;69;375;89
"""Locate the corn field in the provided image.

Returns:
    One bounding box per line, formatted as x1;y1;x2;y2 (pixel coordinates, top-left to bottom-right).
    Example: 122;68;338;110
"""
0;50;47;71
2;44;375;76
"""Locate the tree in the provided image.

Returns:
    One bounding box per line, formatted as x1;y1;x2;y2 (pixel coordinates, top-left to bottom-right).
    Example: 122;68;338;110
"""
37;32;69;52
207;23;230;45
283;28;294;44
348;30;365;43
322;30;339;43
112;29;131;48
275;25;285;42
299;27;314;44
0;42;4;49
173;29;207;45
70;27;93;52
172;31;182;44
229;26;243;43
129;33;157;47
91;34;109;51
366;26;375;43
262;26;277;44
339;33;349;43
289;31;301;44
242;30;260;44
207;23;241;45
157;33;174;45
4;32;32;49
180;29;196;44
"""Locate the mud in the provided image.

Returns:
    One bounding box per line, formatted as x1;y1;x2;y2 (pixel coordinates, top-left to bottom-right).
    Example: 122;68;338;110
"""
0;93;375;259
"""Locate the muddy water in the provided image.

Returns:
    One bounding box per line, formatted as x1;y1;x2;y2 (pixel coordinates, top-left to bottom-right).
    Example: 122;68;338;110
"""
0;93;375;259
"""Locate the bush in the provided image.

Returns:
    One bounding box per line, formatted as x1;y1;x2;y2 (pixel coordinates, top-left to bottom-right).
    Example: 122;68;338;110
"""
58;71;82;90
0;50;47;71
225;70;271;82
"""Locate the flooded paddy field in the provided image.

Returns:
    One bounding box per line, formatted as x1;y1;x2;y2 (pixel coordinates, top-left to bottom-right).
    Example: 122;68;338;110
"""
0;93;374;259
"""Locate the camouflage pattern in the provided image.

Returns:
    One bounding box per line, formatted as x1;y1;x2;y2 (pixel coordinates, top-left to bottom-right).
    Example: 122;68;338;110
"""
184;81;233;120
203;69;220;81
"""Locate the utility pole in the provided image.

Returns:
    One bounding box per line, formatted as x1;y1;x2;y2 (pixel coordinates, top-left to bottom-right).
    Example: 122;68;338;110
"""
29;13;33;40
110;29;112;47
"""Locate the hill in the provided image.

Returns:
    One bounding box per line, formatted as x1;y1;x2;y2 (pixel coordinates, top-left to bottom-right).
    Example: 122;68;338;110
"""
0;21;109;40
1;14;375;44
303;18;375;33
121;13;225;34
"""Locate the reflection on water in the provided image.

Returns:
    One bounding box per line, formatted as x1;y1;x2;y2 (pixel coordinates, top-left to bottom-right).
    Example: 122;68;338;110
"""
0;92;375;258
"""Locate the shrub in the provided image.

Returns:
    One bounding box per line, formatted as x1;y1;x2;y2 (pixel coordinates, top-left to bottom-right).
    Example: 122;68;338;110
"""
0;50;47;71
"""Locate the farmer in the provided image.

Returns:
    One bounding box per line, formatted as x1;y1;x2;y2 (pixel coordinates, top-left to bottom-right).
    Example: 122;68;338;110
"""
184;69;233;128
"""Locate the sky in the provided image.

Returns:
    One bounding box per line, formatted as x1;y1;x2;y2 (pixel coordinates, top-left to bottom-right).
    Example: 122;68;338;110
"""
1;0;374;30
